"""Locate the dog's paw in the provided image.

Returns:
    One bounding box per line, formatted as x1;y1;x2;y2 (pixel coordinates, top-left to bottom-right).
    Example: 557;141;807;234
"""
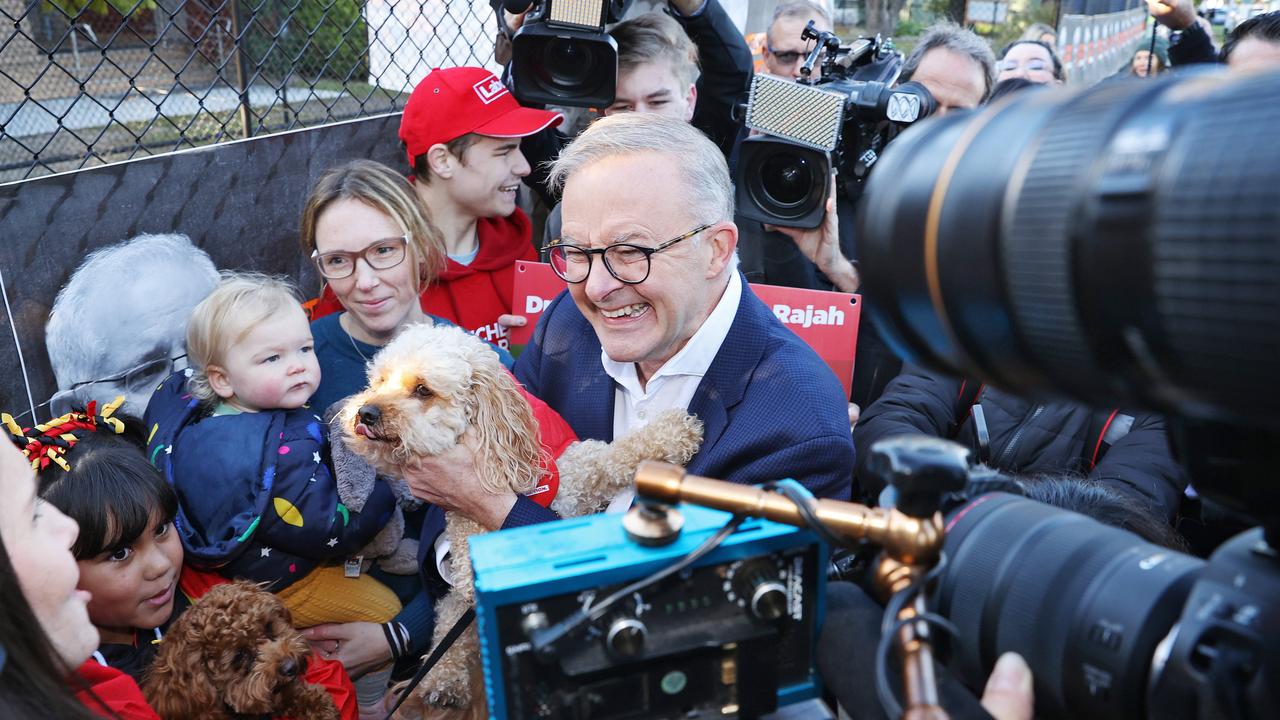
421;665;473;709
423;685;471;710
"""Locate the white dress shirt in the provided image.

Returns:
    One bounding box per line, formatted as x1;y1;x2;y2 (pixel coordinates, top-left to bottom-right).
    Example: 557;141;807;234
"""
601;272;743;512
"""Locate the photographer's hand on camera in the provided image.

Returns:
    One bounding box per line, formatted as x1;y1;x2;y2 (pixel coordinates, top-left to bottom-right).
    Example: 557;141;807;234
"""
980;653;1035;720
764;174;861;294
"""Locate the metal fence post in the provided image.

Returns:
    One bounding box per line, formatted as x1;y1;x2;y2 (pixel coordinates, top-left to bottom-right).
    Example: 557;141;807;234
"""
228;0;253;139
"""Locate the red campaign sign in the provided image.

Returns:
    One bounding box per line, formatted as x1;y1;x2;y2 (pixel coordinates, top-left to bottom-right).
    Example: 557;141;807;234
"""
508;261;570;351
750;283;860;397
511;261;860;395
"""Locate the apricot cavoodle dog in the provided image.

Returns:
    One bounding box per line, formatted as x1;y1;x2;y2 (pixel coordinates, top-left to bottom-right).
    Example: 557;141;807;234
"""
143;581;340;720
339;323;703;718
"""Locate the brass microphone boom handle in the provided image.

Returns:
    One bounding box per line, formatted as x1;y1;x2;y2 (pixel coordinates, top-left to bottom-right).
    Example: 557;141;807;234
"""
634;460;945;564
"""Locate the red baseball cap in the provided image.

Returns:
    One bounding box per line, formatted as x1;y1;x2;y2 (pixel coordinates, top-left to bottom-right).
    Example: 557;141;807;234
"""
399;67;563;165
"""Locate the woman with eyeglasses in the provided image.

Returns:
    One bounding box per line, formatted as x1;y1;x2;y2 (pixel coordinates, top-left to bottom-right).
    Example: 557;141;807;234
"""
995;39;1065;85
299;160;514;414
296;160;519;714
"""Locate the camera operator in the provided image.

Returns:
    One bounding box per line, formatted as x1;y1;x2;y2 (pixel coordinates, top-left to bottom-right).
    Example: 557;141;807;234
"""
762;1;834;81
524;1;753;248
510;0;753;209
744;23;995;409
1150;0;1280;71
748;22;996;293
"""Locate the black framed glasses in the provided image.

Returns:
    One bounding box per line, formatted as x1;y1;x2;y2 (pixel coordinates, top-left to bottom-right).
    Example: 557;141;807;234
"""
543;224;712;285
48;352;189;415
766;42;819;67
311;235;409;280
69;353;188;391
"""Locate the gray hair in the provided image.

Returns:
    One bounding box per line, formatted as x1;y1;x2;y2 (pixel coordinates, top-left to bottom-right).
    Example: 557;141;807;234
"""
46;233;219;389
900;22;997;102
769;1;833;39
547;113;735;225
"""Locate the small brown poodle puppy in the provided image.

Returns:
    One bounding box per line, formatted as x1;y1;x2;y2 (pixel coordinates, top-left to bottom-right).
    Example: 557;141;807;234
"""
340;323;703;717
143;581;340;720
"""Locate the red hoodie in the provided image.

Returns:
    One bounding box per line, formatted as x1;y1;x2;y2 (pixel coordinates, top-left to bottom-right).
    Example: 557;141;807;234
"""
311;210;537;351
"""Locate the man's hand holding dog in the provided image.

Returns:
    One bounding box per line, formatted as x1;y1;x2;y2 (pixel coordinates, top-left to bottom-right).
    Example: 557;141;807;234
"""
401;439;517;531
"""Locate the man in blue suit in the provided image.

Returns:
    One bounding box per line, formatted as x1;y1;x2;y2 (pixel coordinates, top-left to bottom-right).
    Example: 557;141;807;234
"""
511;112;854;526
403;113;854;532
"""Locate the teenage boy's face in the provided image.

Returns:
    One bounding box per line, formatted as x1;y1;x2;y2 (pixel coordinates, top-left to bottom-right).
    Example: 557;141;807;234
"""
447;135;531;219
606;59;695;121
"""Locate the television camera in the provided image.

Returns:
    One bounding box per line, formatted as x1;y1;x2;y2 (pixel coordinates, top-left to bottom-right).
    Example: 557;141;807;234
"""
499;0;630;108
736;23;935;229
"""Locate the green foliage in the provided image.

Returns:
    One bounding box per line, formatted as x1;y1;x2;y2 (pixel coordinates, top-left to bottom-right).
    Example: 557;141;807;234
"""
924;0;953;20
43;0;156;17
240;0;369;84
896;18;926;36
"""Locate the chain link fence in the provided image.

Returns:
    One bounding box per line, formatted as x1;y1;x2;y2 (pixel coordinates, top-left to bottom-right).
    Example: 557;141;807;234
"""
0;0;502;182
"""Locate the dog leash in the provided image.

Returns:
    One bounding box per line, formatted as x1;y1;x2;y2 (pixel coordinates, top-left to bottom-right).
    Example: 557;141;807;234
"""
382;607;475;720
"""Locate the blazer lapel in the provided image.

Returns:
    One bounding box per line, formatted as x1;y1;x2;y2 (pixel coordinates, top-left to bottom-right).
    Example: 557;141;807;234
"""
570;364;616;443
687;277;768;473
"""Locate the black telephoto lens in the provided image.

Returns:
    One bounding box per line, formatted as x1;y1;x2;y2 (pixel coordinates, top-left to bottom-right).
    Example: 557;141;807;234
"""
857;70;1280;431
934;493;1205;719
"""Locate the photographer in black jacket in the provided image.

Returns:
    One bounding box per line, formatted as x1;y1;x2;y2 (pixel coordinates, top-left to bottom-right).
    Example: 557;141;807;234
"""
852;364;1188;523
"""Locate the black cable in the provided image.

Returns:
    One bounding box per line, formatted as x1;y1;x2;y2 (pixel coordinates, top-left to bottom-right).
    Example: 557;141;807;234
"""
530;513;747;657
764;481;859;550
1147;20;1157;76
382;608;475;720
874;552;952;719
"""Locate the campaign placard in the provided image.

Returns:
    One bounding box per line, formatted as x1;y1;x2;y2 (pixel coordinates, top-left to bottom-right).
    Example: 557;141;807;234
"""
508;261;569;354
751;283;860;397
511;261;860;394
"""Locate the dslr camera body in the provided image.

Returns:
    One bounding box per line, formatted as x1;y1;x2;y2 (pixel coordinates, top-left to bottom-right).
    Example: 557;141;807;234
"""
736;24;935;229
502;0;630;108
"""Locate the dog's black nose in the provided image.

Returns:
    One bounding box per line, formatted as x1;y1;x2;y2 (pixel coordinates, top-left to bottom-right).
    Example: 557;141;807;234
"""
358;404;381;426
279;658;298;678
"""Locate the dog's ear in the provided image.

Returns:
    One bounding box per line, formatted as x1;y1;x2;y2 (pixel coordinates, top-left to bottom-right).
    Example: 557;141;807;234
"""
467;361;545;495
143;630;221;717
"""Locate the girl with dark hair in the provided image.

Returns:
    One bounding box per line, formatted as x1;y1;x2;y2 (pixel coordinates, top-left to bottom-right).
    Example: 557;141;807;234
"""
34;407;186;682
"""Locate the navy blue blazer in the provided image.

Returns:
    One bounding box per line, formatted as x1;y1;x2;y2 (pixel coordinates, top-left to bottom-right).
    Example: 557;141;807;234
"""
505;277;856;527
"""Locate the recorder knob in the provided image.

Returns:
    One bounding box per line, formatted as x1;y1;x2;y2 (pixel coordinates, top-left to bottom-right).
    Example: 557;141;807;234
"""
731;560;788;622
604;616;647;659
749;578;788;622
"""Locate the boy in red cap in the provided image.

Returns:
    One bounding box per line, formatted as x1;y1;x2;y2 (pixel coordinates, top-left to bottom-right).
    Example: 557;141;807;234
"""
400;67;561;349
312;67;561;349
